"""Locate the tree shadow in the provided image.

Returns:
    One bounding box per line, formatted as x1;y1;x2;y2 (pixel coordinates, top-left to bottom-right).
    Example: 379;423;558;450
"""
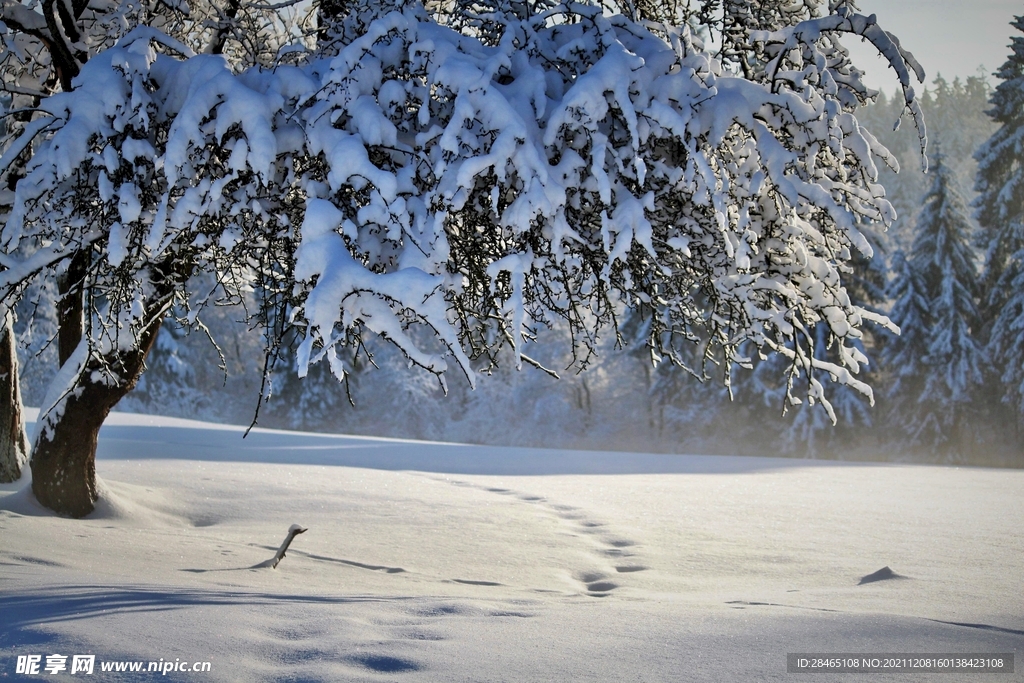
1;585;406;635
2;585;386;681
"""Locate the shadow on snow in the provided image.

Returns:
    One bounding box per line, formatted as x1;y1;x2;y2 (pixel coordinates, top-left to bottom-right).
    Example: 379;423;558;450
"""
87;420;876;477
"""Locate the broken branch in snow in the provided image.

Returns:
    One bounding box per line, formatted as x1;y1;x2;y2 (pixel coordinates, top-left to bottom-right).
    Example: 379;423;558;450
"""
254;523;307;569
272;523;307;568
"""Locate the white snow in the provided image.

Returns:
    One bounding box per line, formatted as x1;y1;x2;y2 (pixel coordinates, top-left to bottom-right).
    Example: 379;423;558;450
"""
1;410;1021;681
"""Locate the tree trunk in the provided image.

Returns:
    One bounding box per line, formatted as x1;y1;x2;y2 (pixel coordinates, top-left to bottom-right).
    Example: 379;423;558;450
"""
30;307;166;517
0;312;30;483
57;251;88;367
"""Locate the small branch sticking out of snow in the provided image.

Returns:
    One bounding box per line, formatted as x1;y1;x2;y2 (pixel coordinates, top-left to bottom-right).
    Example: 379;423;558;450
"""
254;524;307;569
273;524;307;568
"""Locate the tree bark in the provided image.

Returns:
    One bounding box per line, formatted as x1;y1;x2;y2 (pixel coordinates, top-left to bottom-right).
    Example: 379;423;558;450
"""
57;251;88;367
30;320;163;517
30;294;167;517
0;312;30;483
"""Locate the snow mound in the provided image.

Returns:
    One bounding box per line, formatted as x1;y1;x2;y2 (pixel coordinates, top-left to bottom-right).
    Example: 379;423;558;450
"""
88;478;186;526
858;565;907;585
0;482;56;517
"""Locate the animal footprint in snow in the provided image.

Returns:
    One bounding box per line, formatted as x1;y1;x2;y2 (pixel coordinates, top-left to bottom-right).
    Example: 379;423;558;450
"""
573;570;619;595
586;581;618;594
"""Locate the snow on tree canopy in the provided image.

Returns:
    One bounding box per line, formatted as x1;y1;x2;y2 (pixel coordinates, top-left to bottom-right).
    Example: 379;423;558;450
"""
0;1;925;416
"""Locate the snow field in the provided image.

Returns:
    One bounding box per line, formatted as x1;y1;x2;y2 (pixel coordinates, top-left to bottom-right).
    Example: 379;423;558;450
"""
1;412;1022;681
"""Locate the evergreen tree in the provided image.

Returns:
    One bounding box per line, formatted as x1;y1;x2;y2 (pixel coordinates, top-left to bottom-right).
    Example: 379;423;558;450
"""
988;256;1024;436
880;249;930;419
858;74;993;250
975;16;1024;320
887;154;986;459
975;16;1024;430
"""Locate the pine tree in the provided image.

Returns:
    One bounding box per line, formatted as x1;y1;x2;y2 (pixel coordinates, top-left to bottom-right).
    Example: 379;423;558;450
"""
887;154;986;459
975;16;1024;429
880;249;930;420
988;258;1024;436
858;74;994;251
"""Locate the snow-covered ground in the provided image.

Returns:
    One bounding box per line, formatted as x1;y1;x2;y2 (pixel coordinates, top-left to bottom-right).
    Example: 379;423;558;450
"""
1;412;1022;681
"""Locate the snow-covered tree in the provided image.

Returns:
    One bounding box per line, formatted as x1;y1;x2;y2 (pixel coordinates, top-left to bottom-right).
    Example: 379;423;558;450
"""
0;0;926;515
783;326;876;458
975;15;1024;425
878;249;928;430
987;257;1024;434
857;75;993;250
795;213;891;456
0;0;315;493
885;154;985;458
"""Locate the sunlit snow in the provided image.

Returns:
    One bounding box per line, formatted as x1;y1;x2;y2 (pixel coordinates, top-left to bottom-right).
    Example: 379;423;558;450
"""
2;411;1021;681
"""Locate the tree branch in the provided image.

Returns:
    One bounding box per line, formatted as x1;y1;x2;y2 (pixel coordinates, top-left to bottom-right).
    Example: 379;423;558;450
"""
54;0;81;44
206;0;242;55
40;0;80;88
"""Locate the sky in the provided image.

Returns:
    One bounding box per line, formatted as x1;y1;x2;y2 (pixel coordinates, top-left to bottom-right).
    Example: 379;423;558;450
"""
844;0;1020;93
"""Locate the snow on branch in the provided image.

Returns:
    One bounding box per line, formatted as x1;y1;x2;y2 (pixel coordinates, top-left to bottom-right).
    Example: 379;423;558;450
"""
751;7;928;170
252;524;308;569
0;0;921;417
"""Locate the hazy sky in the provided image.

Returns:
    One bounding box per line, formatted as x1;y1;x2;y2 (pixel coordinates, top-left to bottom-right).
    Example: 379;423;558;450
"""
844;0;1020;92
